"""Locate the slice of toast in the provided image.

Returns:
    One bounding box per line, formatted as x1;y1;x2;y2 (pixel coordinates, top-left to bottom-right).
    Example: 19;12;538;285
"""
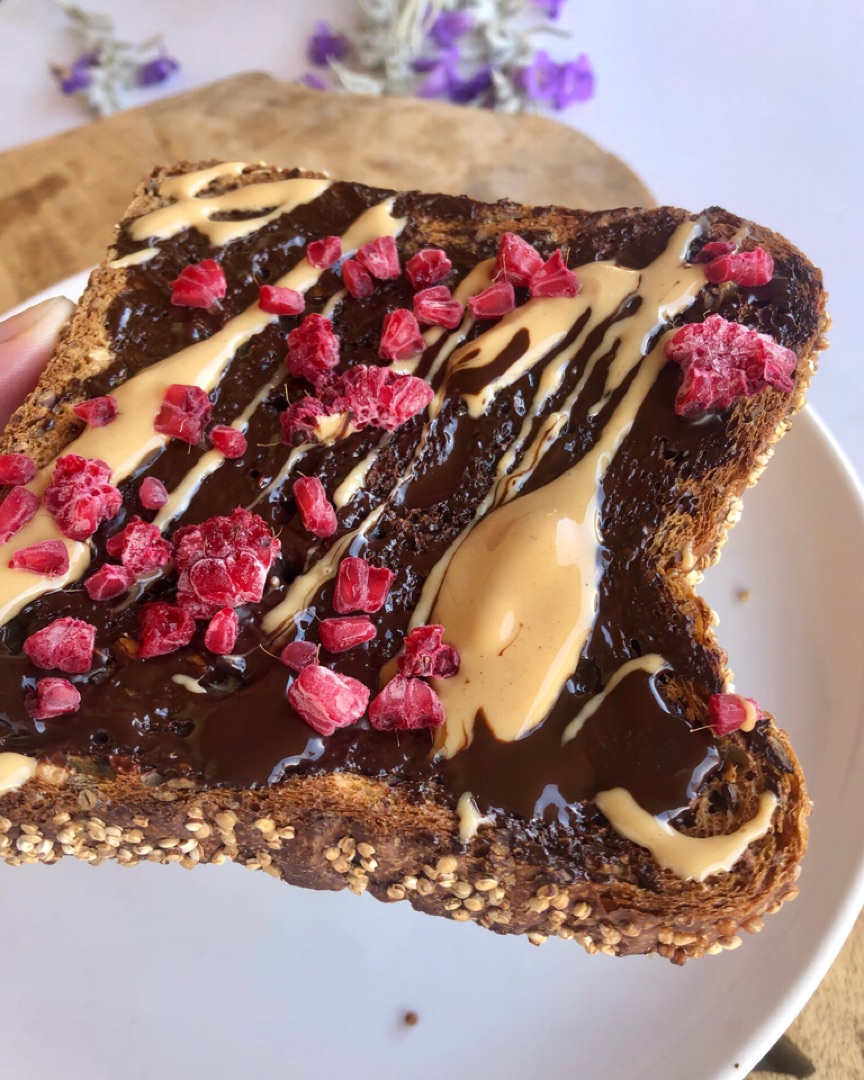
0;161;826;963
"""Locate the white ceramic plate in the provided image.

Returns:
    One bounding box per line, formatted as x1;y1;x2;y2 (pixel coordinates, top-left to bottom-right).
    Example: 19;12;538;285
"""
3;275;864;1080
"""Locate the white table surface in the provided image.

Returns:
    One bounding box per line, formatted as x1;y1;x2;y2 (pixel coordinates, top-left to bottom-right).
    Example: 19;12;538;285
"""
0;0;860;479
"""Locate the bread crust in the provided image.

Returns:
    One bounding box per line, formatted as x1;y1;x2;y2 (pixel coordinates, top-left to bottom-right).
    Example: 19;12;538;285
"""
0;161;826;962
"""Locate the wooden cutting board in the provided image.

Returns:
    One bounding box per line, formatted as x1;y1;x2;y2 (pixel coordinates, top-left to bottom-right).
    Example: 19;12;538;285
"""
0;71;651;311
0;71;860;1080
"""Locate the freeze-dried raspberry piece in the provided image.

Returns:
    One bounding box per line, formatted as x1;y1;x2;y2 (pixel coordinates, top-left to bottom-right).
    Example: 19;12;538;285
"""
691;240;737;264
398;624;460;679
468;281;515;320
307;235;342;269
170;259;227;308
138;477;168;510
413;286;464;330
319;616;376;653
209;425;247;459
154;384;212;445
342;258;375;299
405;248;452;290
664;314;797;417
355;235;400;280
279;640;319;672
10;540;69;576
530;250;580;298
23;617;96;674
333;556;394;614
24;677;80;721
287;664;370;736
326;366;433;431
379;308;425;361
369;675;445;731
72;395;118;427
0;453;36;485
293;475;337;538
258;285;305;316
173;508;280;619
280;397;329;444
204;607;239;655
708;693;762;736
286;313;340;389
43;455;122;541
0;486;39;544
703;248;775;287
137;602;196;658
495;233;544;287
106;517;171;575
84;563;135;601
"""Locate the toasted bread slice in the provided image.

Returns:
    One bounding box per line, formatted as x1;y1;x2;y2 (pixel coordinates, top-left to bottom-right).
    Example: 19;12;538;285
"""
0;161;825;962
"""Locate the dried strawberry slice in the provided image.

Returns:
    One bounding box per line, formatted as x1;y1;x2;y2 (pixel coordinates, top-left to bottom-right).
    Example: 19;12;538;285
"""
293;475;337;538
319;616;376;653
468;281;515;320
23;617;96;674
664;314;797;417
10;540;69;576
0;453;36;485
286;313;340;389
342;258;375;299
84;563;135;601
209;425;247;459
495;233;544;287
137;602;196;658
333;556;394;614
173;507;280;619
139;477;169;511
280;397;328;445
691;240;737;264
369;675;445;731
25;677;81;721
279;640;319;672
708;693;762;736
170;259;227;308
405;248;453;290
259;285;305;316
106;517;171;575
326;366;433;431
398;624;460;679
204;607;239;655
413;286;464;330
355;236;401;280
307;235;342;269
703;248;775;287
154;384;212;445
530;250;580;298
379;309;426;361
72;396;118;427
0;486;39;544
287;664;370;736
43;455;122;541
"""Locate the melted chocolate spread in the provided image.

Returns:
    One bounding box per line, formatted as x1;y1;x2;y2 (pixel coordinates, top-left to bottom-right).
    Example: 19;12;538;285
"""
0;180;812;828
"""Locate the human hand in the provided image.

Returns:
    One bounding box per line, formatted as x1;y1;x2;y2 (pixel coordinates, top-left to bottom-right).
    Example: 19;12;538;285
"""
0;298;76;430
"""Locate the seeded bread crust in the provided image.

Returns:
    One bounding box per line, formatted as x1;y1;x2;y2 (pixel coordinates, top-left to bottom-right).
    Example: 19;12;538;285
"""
0;161;826;962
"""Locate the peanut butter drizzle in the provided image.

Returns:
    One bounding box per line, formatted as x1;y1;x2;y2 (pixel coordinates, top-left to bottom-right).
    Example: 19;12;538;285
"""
594;789;777;882
560;654;667;745
0;197;405;628
432;222;703;756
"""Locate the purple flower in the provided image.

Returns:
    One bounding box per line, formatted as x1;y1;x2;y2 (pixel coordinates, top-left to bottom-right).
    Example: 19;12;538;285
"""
429;10;474;48
307;21;351;67
519;50;559;104
299;72;329;91
529;0;567;18
55;51;100;95
553;54;594;107
137;54;179;88
449;65;494;105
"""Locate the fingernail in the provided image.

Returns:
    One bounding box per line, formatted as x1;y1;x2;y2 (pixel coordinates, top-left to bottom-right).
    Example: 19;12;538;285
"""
0;297;75;345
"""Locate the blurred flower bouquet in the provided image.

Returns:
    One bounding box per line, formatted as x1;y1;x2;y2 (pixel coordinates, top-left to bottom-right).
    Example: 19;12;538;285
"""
305;0;594;112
